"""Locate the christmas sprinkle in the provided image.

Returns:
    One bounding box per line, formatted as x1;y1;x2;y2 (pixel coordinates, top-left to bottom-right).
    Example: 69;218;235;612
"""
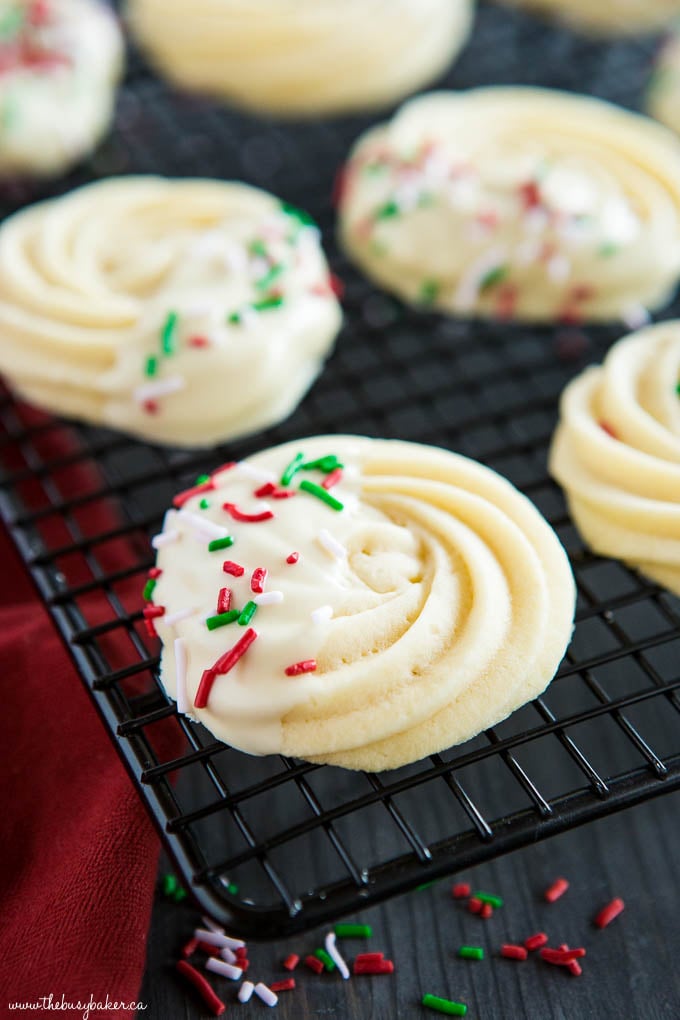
206;610;240;630
285;659;317;677
238;981;254;1003
335;924;372;938
281;452;305;486
544;877;569;903
161;311;179;356
238;601;258;626
594;898;624;928
422;994;467;1016
207;535;235;552
175;961;225;1016
324;932;350;979
205;958;241;980
458;946;484;961
223;560;245;577
300;479;344;511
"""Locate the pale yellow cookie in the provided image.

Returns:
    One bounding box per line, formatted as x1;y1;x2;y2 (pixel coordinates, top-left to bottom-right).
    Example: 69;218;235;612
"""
338;88;680;324
0;177;342;446
152;436;576;771
648;33;680;137
0;0;123;177
549;321;680;596
126;0;474;116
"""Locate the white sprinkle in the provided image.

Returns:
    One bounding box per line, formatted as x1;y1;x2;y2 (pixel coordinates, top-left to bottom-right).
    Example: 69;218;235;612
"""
219;946;237;964
193;928;231;948
134;376;185;404
201;915;224;934
235;462;277;484
254;982;278;1007
324;931;350;980
151;529;180;549
620;302;650;329
547;254;571;282
238;981;255;1003
205;957;242;980
311;605;333;625
174;638;188;715
220;934;246;950
164;607;196;626
318;528;347;561
177;509;229;540
254;590;284;605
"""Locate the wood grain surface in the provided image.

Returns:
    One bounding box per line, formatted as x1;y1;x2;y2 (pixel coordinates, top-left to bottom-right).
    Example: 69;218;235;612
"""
140;790;680;1019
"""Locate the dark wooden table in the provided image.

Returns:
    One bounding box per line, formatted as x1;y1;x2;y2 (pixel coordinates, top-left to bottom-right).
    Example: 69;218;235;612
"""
140;789;680;1019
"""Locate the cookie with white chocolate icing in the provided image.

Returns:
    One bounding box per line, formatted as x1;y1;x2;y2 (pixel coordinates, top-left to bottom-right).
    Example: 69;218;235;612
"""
0;0;123;177
550;321;680;596
150;436;576;771
338;87;680;325
126;0;474;117
0;176;342;446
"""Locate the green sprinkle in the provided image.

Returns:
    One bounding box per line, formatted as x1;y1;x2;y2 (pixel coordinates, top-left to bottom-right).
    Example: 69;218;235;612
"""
161;310;179;356
598;242;619;258
249;238;268;257
252;294;284;313
281;201;317;229
195;474;210;485
228;311;242;324
375;199;400;221
314;948;336;972
206;610;240;630
142;579;156;601
256;263;284;291
364;161;387;175
479;265;509;291
0;7;24;37
334;924;372;938
301;454;343;473
458;946;484;960
676;380;680;395
416;880;438;892
208;536;235;552
161;874;177;896
422;995;467;1016
173;887;187;902
419;279;440;305
474;891;503;908
299;480;344;511
199;498;210;510
281;451;305;486
145;355;158;377
238;601;258;626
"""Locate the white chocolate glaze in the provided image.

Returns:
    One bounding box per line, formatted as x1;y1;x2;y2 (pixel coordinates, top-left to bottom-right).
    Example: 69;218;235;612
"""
0;0;123;176
0;176;342;446
126;0;474;116
339;88;680;324
550;321;680;596
152;436;575;771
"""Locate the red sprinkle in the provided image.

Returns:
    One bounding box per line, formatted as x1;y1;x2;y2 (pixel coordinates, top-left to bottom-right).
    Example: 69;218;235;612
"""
480;903;493;919
175;960;225;1016
599;421;619;440
210;461;236;480
519;180;542;210
272;488;297;499
304;955;324;975
283;954;300;971
270;979;296;992
524;932;549;951
540;947;586;966
234;947;248;960
468;897;482;915
286;552;300;565
216;587;232;614
143;605;165;619
212;627;258;676
223;561;245;577
196;941;221;957
251;567;268;593
594;898;625;929
148;567;163;579
285;659;317;677
188;335;210;348
181;937;199;958
544;878;569;903
223;502;274;524
173;479;214;508
452;882;471;899
329;272;345;299
501;944;528;961
355;953;385;965
331;163;348;207
142;399;159;415
353;959;394;975
568;960;583;977
144;618;158;639
322;468;343;490
194;669;216;710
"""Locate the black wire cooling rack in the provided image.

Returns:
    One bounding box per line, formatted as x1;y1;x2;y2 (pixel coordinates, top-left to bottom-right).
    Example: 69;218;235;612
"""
1;4;679;940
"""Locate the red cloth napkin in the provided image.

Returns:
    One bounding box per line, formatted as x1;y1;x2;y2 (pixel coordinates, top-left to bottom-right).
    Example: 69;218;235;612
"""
0;413;179;1018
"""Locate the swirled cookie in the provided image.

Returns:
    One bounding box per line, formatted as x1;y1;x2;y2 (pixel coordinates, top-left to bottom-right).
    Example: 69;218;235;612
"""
338;88;680;324
150;436;576;771
0;0;123;177
126;0;473;116
502;0;680;35
648;33;680;137
550;322;680;596
0;177;342;446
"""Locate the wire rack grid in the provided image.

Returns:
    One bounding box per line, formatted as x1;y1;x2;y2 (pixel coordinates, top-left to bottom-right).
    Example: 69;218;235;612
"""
0;5;679;939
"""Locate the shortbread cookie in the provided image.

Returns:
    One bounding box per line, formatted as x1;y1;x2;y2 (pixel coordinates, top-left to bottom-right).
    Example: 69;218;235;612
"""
502;0;680;35
126;0;474;116
0;0;123;176
150;436;576;771
338;88;680;324
0;177;342;446
550;321;680;595
648;33;680;137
